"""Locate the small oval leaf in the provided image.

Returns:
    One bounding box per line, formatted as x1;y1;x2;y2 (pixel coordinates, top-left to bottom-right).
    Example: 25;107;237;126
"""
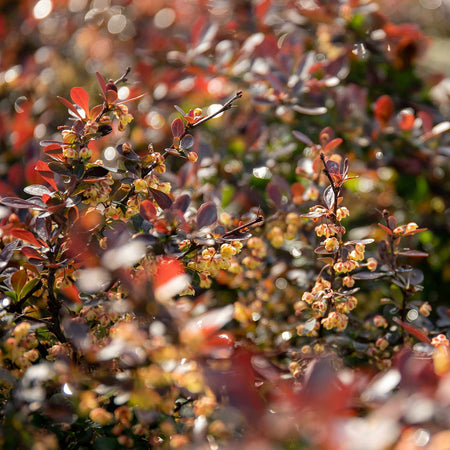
171;118;185;138
197;202;218;229
150;188;173;210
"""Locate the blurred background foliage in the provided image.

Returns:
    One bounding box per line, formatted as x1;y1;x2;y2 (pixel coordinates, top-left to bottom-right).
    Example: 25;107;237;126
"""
1;1;450;448
1;0;449;307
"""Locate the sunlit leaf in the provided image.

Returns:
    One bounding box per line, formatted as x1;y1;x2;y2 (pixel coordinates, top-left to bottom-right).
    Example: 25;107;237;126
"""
10;229;46;248
139;200;157;220
323;185;335;209
57;96;83;119
70;87;90;116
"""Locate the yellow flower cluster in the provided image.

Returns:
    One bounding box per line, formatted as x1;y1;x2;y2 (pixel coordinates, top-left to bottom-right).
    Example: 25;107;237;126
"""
187;241;243;288
82;175;114;206
321;311;348;331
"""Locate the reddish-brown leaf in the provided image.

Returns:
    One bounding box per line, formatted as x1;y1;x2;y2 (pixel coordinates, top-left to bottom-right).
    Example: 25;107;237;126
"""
10;229;46;248
197;202;218;228
393;317;431;344
266;183;282;209
378;223;393;235
324;138;343;153
140;199;157;220
21;246;45;260
150;188;173;209
171;118;185;138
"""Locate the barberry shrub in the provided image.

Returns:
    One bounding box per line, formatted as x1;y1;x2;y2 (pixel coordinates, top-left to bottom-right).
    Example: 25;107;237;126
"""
0;1;450;449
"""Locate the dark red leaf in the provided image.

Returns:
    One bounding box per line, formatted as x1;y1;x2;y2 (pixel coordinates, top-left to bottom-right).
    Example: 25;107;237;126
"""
173;194;191;213
387;215;397;229
70;87;90;116
266;183;282;209
150;188;173;210
171;118;185;138
197;202;218;229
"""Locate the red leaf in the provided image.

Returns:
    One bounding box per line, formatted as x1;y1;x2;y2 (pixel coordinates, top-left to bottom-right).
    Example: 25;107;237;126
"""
140;200;157;220
374;95;394;127
154;257;189;301
324;138;343;153
291;182;305;204
393;317;431;344
397;110;415;131
61;284;81;303
35;160;57;190
171;118;185;138
21;246;45;260
197;202;218;228
10;229;46;248
106;89;118;104
70;87;90;116
378;223;393;235
57;96;83;119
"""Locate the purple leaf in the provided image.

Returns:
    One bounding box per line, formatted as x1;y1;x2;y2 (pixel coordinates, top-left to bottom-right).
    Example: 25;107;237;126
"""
181;134;194;150
197;202;217;229
292;130;313;147
0;197;46;210
0;241;19;270
150;188;173;210
173;194;191;213
293;105;327;115
352;272;385;280
398;250;428;257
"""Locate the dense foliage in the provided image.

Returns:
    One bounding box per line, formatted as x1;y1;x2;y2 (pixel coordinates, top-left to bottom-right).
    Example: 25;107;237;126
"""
1;0;450;448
